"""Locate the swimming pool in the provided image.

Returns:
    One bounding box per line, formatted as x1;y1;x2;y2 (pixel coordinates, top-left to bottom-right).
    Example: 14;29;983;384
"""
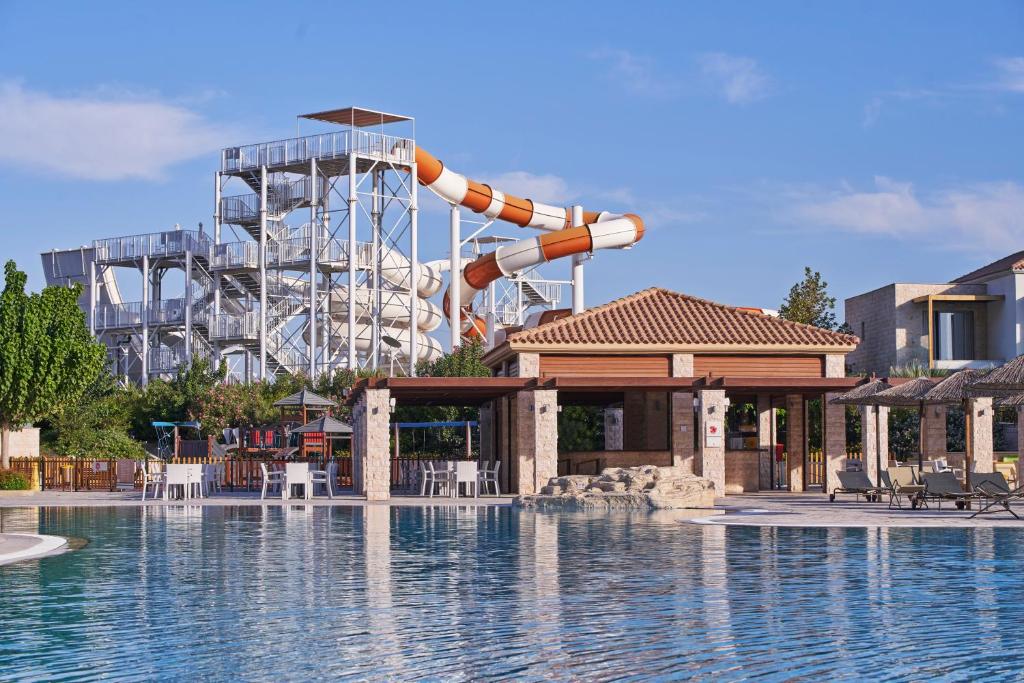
1;505;1020;681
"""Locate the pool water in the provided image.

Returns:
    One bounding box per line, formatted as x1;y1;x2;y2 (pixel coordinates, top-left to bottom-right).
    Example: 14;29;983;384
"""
1;506;1020;681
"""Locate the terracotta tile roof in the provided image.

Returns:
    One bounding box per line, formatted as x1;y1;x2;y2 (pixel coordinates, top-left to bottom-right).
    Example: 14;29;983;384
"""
504;288;858;349
952;250;1024;284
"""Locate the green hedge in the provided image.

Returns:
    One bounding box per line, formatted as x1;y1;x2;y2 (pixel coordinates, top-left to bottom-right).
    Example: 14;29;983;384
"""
0;469;30;490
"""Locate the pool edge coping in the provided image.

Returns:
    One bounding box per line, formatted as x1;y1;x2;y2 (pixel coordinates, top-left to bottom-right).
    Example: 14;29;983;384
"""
0;533;68;565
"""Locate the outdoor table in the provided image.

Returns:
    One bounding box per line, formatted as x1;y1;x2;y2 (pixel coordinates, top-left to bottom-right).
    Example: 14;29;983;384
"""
164;464;204;500
283;463;312;500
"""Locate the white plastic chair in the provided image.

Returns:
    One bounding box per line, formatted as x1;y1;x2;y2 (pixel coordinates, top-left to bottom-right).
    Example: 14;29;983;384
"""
202;464;222;496
423;461;455;498
285;463;311;500
309;462;334;499
455;461;478;498
478;461;501;496
141;460;165;501
260;462;283;500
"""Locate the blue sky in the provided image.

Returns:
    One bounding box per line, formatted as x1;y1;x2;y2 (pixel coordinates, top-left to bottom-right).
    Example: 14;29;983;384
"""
0;0;1022;318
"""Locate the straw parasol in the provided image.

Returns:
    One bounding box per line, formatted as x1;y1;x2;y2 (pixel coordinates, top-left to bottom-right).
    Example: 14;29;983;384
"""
869;377;940;473
830;379;892;486
923;369;986;489
969;354;1024;394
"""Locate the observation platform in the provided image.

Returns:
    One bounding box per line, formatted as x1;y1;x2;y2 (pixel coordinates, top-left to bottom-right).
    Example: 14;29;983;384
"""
93;298;207;332
221;129;414;177
93;230;210;268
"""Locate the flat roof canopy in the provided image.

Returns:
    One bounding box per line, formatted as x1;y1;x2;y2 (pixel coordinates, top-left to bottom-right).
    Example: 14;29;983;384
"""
911;294;1004;304
349;375;896;406
300;107;412;128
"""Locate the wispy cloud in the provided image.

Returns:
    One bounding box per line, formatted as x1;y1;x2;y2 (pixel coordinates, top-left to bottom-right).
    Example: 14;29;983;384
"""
698;52;772;104
992;56;1024;93
863;57;1024;127
480;171;574;205
589;48;681;98
786;176;1024;251
0;81;235;181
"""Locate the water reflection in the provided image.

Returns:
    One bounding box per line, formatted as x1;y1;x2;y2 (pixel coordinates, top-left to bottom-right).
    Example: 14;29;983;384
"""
2;507;1024;680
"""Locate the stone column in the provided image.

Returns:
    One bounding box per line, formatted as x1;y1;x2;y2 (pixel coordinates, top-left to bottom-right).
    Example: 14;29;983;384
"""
514;389;559;494
922;404;948;459
824;393;847;495
671;392;695;472
516;352;540;378
672;353;694;378
354;388;391;501
478;401;494;463
756;394;773;490
967;397;994;474
697;389;726;496
860;405;879;486
603;408;623;450
785;394;805;492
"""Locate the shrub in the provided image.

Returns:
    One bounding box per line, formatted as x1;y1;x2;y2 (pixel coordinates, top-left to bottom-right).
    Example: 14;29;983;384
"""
0;469;30;490
53;428;147;460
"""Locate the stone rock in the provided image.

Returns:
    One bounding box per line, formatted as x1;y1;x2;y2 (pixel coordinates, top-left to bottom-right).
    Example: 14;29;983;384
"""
514;465;716;511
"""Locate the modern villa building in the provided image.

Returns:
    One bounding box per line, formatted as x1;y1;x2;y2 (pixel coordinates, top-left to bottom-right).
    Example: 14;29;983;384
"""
844;250;1024;376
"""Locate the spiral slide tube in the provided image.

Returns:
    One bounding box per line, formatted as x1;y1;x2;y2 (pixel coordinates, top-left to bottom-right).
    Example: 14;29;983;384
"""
415;148;644;337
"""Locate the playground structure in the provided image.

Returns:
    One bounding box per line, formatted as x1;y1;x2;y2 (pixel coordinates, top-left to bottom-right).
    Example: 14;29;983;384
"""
41;107;642;384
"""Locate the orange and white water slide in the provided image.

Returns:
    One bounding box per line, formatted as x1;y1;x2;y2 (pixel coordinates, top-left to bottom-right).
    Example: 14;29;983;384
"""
415;148;644;337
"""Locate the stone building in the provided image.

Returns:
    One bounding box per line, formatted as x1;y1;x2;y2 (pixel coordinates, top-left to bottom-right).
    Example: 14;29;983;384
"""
349;288;886;500
845;250;1024;376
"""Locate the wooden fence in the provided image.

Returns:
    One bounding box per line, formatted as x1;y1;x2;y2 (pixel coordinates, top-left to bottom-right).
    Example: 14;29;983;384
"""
11;453;482;494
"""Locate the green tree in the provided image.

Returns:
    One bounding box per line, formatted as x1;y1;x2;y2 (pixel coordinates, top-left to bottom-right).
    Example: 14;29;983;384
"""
779;266;839;330
0;261;105;467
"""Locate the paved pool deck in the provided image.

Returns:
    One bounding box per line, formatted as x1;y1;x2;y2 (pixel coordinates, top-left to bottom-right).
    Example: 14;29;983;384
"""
702;492;1024;529
3;491;1024;529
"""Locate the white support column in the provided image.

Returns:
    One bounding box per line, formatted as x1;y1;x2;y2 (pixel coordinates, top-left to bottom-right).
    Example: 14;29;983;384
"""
347;152;357;370
88;259;97;336
409;163;419;375
571;205;585;315
212;172;222;369
371;169;381;371
141;254;150;387
259;165;268;380
309;158;318;377
184;248;193;365
486;281;496;350
449;204;461;352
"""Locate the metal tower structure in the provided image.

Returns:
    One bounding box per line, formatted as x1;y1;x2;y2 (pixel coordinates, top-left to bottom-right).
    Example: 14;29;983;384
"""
213;107;442;380
41;106;574;384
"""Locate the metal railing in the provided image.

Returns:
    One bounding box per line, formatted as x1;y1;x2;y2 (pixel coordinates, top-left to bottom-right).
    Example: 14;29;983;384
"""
93;230;210;264
211;241;259;270
149;340;211;374
209;312;259;341
221;130;414;174
220;177;322;223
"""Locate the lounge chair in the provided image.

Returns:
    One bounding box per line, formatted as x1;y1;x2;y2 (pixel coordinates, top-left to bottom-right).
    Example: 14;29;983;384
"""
887;466;927;510
922;471;975;511
830;470;884;502
970;472;1024;519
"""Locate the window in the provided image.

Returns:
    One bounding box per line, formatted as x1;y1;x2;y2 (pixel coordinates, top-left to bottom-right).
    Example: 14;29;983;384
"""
933;311;975;360
860;321;866;341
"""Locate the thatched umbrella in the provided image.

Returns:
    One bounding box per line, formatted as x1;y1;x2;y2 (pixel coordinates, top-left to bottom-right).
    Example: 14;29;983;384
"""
870;377;940;474
969;355;1024;394
923;369;985;489
830;379;891;486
